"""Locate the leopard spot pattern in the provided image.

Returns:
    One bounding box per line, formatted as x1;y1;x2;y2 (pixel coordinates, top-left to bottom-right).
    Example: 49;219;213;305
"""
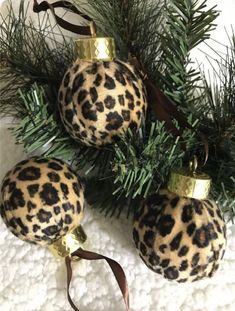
58;59;147;146
133;189;226;282
0;157;84;246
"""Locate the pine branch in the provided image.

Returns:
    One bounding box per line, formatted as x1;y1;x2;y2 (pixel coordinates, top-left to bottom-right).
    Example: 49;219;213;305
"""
204;35;235;132
196;32;235;220
210;163;235;222
85;177;140;218
84;121;197;217
0;0;74;117
12;83;78;160
11;83;115;176
156;0;219;108
111;122;196;200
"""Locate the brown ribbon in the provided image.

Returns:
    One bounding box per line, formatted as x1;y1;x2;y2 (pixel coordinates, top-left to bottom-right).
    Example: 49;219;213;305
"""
65;248;130;311
33;0;97;36
146;79;209;165
129;57;209;165
33;0;209;165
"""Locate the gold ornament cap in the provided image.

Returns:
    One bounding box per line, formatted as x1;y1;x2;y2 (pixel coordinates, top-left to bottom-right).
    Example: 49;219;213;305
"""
74;37;116;61
48;226;87;260
168;157;211;200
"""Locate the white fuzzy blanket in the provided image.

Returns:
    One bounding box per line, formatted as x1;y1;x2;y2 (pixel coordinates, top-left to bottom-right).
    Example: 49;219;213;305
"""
0;1;235;310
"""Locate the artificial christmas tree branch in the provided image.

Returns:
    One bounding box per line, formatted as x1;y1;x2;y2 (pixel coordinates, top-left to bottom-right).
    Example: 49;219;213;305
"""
0;1;73;117
78;0;164;62
198;36;235;220
156;0;219;109
12;84;77;159
111;122;195;200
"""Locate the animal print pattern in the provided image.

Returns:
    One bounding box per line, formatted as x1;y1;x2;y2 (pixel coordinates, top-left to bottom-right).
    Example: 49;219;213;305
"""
0;157;84;246
133;189;226;282
58;59;147;146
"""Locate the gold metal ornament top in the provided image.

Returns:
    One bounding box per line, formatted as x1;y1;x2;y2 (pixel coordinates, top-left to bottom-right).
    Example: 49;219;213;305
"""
74;37;116;61
168;157;211;200
48;225;87;260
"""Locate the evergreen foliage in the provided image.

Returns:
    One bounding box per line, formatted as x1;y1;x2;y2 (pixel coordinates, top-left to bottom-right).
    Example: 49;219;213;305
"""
198;36;235;220
111;123;192;199
11;84;115;175
79;0;164;62
0;1;73;117
12;84;77;159
156;0;219;108
0;0;234;219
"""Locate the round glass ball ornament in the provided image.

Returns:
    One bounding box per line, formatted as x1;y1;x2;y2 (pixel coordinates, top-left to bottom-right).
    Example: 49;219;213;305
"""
0;157;84;246
133;162;226;282
58;37;147;146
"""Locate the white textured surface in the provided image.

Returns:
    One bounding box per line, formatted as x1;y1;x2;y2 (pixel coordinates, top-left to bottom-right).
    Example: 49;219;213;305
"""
1;1;235;310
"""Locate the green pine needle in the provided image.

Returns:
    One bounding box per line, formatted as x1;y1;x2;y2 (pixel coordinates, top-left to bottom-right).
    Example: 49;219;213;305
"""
11;83;78;160
0;0;74;117
156;0;219;108
111;122;196;200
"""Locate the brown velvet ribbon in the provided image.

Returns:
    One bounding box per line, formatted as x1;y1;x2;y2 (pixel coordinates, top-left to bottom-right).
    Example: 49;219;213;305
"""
65;248;130;311
33;0;97;36
146;79;209;164
129;57;209;166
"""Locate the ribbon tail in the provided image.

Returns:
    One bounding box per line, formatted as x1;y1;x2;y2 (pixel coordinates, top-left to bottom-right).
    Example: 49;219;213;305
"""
145;80;182;137
65;256;80;311
65;248;130;311
73;248;130;311
145;79;209;164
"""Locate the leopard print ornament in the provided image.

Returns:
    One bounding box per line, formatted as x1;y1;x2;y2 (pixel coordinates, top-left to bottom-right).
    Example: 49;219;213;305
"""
0;157;84;246
133;164;226;282
58;38;147;146
0;156;130;310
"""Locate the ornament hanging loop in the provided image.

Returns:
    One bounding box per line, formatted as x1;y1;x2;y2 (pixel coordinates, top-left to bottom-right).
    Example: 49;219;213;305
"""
89;21;97;37
33;0;97;36
189;155;198;174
